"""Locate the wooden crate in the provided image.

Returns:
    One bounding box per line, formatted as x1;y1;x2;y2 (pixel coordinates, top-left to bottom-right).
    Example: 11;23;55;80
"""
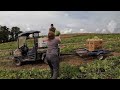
86;39;103;51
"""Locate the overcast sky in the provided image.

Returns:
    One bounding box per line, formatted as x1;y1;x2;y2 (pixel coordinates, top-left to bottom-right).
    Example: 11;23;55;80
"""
0;11;120;34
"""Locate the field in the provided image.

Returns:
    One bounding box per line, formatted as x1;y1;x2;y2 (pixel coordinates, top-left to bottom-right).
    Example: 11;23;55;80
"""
0;33;120;79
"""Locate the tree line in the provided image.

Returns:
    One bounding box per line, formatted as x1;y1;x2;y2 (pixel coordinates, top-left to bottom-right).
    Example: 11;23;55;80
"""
0;25;23;43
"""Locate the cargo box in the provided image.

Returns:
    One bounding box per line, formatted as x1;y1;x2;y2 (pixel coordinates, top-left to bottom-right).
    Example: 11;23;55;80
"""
86;38;103;51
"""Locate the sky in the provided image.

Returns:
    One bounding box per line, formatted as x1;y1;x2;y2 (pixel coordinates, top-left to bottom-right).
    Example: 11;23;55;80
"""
0;11;120;35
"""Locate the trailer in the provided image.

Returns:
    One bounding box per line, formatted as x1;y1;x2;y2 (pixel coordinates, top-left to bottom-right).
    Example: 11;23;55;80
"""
75;48;112;60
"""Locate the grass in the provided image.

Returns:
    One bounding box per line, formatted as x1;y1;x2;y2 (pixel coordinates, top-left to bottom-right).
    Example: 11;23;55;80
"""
0;56;119;79
0;34;120;53
61;34;120;53
0;33;120;79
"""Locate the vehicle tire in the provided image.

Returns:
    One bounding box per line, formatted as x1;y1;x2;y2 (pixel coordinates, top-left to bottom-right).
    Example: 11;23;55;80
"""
97;54;104;60
14;58;22;66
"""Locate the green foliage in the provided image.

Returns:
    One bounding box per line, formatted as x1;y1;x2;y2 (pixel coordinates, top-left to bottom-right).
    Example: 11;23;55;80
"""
55;30;61;36
0;33;120;79
0;69;50;79
0;26;10;43
59;56;120;79
61;34;120;53
59;64;80;79
60;43;83;54
11;27;22;41
0;25;22;43
0;56;119;79
0;41;17;50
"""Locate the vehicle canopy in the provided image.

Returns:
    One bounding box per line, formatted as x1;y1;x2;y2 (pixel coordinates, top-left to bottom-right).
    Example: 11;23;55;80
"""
17;30;40;48
18;30;40;37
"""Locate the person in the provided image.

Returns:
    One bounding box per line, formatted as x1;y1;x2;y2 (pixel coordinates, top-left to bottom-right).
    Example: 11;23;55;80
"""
49;24;56;33
45;31;61;79
49;24;60;56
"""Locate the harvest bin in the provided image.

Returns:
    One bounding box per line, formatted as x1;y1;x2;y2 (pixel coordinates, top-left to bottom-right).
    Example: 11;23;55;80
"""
86;37;103;51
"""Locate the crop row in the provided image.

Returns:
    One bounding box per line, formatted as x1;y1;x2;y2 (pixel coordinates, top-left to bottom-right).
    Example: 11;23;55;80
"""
0;56;119;79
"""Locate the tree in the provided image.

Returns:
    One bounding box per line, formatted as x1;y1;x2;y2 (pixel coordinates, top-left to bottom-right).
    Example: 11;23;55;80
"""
0;25;23;43
0;26;10;43
10;27;22;41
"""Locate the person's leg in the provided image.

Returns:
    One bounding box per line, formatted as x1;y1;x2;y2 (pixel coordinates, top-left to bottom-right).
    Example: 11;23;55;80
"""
51;55;60;79
46;54;53;77
47;61;53;77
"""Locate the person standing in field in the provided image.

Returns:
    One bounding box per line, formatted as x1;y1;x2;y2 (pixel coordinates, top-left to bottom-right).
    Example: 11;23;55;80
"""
49;24;56;33
49;24;61;36
45;31;61;79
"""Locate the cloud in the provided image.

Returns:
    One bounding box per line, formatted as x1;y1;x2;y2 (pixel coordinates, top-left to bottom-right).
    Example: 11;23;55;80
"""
0;11;120;34
61;28;73;34
79;29;87;33
107;20;117;33
101;29;111;33
96;28;100;32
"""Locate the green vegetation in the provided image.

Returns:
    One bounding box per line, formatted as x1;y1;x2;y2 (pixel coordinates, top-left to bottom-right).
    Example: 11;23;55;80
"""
61;34;120;53
0;34;120;52
0;69;50;79
55;30;61;36
0;56;119;79
0;33;120;79
0;26;22;43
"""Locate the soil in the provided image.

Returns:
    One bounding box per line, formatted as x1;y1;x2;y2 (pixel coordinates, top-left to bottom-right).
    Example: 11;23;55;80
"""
0;55;94;70
112;52;120;56
0;52;119;70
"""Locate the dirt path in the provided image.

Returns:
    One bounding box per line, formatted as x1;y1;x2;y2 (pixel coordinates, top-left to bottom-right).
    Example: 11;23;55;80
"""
0;52;120;70
60;55;93;65
112;52;120;56
0;55;92;70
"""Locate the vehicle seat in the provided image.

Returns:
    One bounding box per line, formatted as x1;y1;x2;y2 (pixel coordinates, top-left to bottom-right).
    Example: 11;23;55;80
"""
20;44;29;56
27;46;36;56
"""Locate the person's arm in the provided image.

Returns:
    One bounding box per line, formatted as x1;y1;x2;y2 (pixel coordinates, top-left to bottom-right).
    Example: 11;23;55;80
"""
43;37;48;42
56;36;61;44
58;36;61;42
